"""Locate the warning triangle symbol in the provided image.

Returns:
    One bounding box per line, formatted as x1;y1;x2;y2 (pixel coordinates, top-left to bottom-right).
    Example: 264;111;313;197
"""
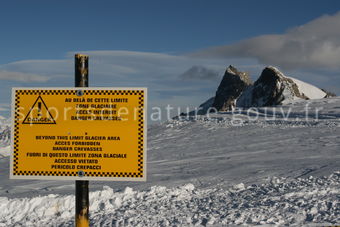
22;96;56;124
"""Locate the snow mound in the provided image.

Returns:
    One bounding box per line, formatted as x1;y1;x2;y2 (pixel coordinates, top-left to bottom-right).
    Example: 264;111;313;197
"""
0;172;339;226
0;146;10;158
0;118;10;157
289;77;326;99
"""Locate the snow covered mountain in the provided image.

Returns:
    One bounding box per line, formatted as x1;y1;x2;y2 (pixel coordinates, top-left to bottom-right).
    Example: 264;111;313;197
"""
192;66;333;115
0;97;339;225
237;66;327;107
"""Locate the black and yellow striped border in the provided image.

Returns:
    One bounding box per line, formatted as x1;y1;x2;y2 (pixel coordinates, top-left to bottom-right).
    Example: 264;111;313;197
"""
13;89;145;178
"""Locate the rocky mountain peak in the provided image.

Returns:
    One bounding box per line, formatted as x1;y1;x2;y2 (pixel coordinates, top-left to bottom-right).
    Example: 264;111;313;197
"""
226;65;238;75
226;65;253;84
237;66;309;107
211;65;252;111
189;65;333;116
256;66;307;99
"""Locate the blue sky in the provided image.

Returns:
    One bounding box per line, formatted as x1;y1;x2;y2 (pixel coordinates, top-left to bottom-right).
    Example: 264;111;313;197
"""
1;1;340;118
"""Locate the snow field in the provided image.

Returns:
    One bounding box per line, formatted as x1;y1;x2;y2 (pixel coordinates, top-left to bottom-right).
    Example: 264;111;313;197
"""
0;172;339;226
0;98;339;226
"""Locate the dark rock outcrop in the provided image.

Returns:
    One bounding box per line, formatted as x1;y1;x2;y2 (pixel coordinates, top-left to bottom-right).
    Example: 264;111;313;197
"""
321;89;336;98
211;65;252;111
237;66;308;107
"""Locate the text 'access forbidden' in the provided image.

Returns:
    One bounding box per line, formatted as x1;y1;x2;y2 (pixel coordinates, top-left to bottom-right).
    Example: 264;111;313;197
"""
11;88;147;181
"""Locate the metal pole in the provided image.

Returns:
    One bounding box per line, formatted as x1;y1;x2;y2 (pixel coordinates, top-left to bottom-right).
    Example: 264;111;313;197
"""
75;54;89;87
75;54;89;227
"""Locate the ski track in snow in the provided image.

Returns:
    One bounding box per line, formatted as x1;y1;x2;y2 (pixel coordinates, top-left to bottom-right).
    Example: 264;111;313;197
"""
0;97;339;226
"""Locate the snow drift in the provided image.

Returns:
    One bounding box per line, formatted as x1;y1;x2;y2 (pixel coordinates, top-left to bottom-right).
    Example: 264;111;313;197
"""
0;95;339;226
0;172;339;226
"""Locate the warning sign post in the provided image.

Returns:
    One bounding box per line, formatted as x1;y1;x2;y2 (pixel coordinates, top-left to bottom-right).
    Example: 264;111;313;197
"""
10;88;147;181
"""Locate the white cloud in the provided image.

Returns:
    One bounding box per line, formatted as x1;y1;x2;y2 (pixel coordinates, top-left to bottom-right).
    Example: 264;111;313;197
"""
65;50;232;90
0;59;71;74
192;11;340;71
0;105;9;112
0;70;49;82
0;51;236;113
2;48;335;120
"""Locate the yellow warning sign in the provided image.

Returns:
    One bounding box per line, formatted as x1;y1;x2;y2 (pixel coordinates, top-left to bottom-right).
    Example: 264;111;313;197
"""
11;88;147;181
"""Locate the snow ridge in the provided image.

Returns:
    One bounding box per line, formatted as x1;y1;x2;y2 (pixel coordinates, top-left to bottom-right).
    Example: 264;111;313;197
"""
289;77;326;99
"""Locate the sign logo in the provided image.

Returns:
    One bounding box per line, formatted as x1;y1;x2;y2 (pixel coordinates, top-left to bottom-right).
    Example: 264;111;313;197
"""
22;96;56;125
